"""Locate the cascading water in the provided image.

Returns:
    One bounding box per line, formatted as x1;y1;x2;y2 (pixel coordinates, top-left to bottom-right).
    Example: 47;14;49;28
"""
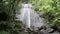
16;3;45;30
16;3;60;34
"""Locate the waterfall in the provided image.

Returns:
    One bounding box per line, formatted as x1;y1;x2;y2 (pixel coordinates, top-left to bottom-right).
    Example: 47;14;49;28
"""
28;8;30;28
16;3;60;34
16;3;45;30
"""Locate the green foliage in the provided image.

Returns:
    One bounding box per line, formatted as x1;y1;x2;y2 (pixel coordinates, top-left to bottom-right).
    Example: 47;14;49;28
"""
0;0;24;34
0;0;22;21
0;21;25;34
0;31;10;34
0;0;60;33
30;0;60;26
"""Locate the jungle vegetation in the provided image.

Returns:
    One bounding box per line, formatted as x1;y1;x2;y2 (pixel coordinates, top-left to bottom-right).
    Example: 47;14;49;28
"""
0;0;60;34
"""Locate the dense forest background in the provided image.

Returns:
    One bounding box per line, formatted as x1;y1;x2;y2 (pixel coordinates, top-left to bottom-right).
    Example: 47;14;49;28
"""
0;0;60;34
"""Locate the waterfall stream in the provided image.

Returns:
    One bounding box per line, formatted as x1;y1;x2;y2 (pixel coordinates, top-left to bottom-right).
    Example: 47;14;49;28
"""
16;3;60;34
16;3;45;30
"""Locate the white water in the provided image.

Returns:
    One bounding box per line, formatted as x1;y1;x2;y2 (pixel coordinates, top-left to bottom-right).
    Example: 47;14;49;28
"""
16;3;45;30
16;3;60;34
